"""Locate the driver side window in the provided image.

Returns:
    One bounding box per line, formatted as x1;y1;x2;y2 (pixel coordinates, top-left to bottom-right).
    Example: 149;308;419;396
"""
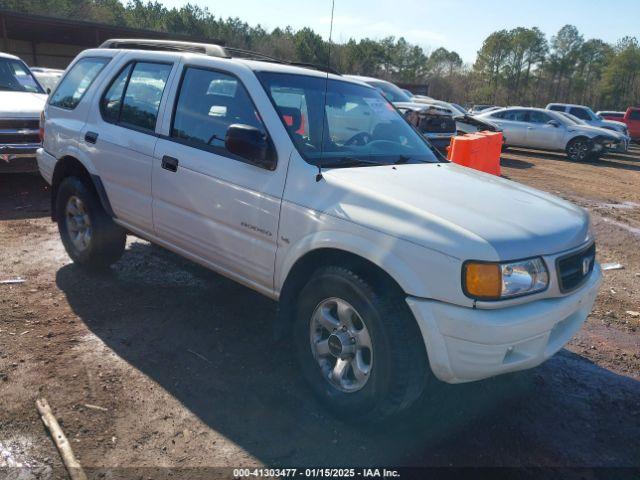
171;67;268;156
527;111;552;124
569;107;591;121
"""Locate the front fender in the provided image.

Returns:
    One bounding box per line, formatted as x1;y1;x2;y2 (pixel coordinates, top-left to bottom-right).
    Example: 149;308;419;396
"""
275;229;426;298
275;201;469;305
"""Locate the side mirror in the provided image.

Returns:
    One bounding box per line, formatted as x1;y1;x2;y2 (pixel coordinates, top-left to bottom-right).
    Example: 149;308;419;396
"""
225;124;275;169
547;120;560;128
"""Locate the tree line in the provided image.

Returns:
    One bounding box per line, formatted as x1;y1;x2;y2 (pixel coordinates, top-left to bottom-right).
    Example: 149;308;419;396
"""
2;0;638;110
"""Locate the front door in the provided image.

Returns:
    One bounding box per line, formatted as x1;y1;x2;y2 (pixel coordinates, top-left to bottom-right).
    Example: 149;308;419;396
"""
525;110;565;150
151;63;287;293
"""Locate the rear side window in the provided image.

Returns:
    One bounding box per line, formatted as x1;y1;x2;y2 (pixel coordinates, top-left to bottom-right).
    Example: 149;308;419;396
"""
502;110;528;121
100;61;172;132
527;111;552;124
569;107;591;121
629;110;640;121
171;67;267;153
49;57;110;110
548;105;564;112
100;64;133;123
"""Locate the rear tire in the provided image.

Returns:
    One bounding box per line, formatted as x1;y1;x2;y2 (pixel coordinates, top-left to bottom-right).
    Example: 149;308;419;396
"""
56;176;126;269
294;266;430;423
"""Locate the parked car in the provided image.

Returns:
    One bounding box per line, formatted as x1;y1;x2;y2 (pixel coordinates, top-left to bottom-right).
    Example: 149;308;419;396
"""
623;107;640;142
477;107;622;161
38;39;602;422
468;104;497;115
345;75;456;152
556;111;629;152
420;99;502;135
597;110;625;121
546;103;629;151
31;67;64;94
0;53;47;173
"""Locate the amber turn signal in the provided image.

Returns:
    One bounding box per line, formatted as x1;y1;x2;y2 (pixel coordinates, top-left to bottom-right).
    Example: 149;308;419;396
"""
463;262;502;299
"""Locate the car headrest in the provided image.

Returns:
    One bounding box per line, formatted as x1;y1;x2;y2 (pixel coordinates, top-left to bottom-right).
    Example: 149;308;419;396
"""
279;106;302;131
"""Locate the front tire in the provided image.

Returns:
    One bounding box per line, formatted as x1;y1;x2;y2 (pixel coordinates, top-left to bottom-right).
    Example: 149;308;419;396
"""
566;137;593;161
294;266;430;422
56;176;126;269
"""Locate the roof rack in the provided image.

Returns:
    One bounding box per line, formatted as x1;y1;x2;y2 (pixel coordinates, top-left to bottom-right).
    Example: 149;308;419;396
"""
99;39;228;58
100;38;340;75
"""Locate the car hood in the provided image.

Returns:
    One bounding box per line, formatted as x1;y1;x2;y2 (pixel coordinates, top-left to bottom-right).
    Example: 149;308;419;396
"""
570;123;622;139
0;91;47;118
321;162;590;260
600;119;626;130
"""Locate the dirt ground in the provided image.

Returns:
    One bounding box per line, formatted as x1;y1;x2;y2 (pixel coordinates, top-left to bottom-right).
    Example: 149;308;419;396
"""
1;146;639;479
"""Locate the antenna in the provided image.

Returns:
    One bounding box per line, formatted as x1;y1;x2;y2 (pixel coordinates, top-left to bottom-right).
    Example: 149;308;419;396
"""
316;0;336;182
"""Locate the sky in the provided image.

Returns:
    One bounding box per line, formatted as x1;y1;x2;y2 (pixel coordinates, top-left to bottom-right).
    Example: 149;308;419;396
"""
152;0;640;63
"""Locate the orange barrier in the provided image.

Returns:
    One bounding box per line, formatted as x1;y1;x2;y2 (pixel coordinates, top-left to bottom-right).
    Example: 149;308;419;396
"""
447;131;502;176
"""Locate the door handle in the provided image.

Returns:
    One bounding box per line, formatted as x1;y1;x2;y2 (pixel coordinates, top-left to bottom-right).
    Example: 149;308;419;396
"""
161;155;179;172
84;131;98;144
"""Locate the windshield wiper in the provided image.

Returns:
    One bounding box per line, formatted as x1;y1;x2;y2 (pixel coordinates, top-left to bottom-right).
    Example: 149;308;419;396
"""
314;156;390;168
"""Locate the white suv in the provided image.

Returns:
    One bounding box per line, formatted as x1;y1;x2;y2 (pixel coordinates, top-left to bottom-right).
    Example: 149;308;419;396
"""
38;40;602;421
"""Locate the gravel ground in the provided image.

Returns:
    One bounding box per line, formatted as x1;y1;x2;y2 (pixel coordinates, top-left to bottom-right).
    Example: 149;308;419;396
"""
1;146;639;478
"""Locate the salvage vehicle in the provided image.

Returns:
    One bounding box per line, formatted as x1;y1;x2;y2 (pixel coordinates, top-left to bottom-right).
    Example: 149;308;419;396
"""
546;103;629;151
477;107;622;161
0;52;47;173
344;75;456;153
468;104;497;115
31;67;64;94
557;111;629;152
596;110;625;121
38;40;602;421
624;107;640;142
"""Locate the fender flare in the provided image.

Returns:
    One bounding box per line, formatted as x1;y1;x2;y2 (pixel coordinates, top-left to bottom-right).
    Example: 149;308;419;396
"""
275;230;426;298
50;148;115;220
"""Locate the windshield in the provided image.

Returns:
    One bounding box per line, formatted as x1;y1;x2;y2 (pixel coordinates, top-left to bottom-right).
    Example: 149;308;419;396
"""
257;72;440;167
558;112;584;125
34;72;61;93
366;80;413;103
0;58;44;93
450;103;467;115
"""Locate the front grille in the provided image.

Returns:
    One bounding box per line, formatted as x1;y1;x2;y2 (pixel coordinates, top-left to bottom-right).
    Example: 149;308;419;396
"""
0;119;39;130
419;116;456;133
556;243;596;293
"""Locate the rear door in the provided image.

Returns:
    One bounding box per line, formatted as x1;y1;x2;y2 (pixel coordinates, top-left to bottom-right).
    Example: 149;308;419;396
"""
151;60;290;294
83;52;179;233
491;109;529;146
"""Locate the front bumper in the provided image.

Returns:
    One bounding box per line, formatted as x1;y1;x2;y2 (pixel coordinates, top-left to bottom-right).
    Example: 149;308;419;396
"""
0;143;40;173
407;264;602;383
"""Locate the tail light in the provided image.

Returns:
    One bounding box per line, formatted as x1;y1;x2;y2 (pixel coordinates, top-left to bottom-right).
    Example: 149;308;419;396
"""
39;110;45;143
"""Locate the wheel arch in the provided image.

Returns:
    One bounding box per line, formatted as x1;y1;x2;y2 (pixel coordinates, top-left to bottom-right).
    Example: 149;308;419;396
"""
50;155;114;221
274;244;417;340
565;134;592;151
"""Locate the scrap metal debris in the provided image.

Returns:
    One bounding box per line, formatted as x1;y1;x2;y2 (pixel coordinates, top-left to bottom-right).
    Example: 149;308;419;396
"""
601;263;624;271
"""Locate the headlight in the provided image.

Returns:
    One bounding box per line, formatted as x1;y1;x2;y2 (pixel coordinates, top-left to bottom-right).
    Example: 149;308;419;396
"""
463;257;549;300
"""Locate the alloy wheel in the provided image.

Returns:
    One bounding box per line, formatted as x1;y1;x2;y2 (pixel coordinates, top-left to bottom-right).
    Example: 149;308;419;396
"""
309;297;373;393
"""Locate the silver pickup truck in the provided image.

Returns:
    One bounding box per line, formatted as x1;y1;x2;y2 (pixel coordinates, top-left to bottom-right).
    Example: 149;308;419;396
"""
0;52;47;173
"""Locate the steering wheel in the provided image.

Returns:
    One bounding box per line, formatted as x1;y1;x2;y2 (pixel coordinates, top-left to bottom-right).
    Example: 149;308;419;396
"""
344;131;372;146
